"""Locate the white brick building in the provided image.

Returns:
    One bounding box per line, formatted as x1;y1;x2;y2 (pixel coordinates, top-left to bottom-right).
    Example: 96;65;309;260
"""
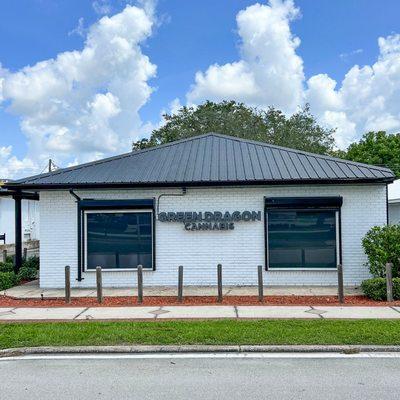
4;134;395;288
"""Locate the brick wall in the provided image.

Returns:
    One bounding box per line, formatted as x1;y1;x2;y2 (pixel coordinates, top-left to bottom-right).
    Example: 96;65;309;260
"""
39;184;387;288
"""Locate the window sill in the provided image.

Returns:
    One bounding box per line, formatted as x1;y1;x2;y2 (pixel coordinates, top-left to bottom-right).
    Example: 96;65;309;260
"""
84;268;155;272
267;268;338;272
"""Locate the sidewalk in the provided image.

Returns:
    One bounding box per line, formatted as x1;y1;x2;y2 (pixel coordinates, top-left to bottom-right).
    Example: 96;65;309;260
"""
1;305;400;321
1;281;362;298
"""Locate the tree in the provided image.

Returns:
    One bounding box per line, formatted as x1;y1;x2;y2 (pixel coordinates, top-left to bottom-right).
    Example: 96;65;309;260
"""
342;131;400;178
132;101;336;154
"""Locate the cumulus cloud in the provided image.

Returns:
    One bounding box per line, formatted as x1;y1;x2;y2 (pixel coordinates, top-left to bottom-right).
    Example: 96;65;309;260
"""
1;4;156;177
187;0;304;114
306;34;400;147
186;0;400;149
0;145;38;179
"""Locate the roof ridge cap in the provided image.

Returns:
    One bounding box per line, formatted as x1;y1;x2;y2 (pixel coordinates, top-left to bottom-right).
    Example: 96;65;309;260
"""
209;133;393;173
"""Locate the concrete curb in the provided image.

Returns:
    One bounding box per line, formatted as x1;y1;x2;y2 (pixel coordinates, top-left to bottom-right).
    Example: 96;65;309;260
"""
2;344;400;357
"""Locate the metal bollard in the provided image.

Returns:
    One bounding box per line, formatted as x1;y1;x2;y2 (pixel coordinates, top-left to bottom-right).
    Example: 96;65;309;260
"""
257;265;264;302
178;265;183;302
96;266;103;304
337;264;344;304
217;264;223;303
23;247;28;261
386;262;393;302
2;249;7;263
137;265;143;304
65;265;71;304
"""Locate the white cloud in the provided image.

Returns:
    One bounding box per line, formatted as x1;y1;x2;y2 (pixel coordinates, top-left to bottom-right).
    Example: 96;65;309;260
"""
1;4;156;177
339;48;363;62
0;146;12;159
0;63;8;103
0;145;38;179
306;33;400;147
168;98;182;115
92;0;112;15
187;0;304;114
186;1;400;149
69;17;86;37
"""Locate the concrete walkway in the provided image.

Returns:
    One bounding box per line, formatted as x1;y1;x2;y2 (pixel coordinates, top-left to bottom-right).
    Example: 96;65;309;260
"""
0;305;400;321
1;280;362;298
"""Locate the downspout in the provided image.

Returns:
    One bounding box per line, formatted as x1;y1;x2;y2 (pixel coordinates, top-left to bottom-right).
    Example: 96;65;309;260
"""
69;189;81;202
386;184;389;225
69;190;83;281
12;191;22;274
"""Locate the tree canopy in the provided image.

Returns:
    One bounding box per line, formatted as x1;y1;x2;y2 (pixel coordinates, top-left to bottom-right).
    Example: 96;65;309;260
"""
133;101;336;155
340;131;400;178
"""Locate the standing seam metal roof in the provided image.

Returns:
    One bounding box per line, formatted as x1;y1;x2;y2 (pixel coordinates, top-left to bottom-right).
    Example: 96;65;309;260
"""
7;133;395;188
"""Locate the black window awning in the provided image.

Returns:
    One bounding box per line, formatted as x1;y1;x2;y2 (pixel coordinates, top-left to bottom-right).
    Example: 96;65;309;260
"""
265;196;343;209
78;199;155;210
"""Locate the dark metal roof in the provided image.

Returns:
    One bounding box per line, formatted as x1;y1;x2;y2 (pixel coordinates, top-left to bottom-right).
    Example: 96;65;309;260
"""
5;133;395;189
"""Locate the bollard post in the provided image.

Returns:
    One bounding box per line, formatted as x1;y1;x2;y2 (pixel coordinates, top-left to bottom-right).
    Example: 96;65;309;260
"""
23;247;28;261
65;265;71;304
96;266;103;304
257;265;264;302
137;265;143;304
2;249;7;263
337;263;344;304
386;262;393;302
217;264;223;303
178;265;183;302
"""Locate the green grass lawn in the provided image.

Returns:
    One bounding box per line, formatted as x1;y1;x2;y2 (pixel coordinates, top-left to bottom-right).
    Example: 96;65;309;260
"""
1;319;400;349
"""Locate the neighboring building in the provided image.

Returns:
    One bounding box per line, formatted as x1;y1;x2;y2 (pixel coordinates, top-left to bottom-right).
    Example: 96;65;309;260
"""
388;179;400;224
4;133;395;288
0;180;40;244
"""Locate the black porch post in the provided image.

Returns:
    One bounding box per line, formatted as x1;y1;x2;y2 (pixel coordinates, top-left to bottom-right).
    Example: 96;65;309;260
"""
13;193;22;273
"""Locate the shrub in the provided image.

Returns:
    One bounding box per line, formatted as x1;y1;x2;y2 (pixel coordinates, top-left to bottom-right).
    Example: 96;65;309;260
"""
0;261;14;273
22;255;39;270
0;271;18;291
361;277;400;301
17;266;37;281
362;225;400;277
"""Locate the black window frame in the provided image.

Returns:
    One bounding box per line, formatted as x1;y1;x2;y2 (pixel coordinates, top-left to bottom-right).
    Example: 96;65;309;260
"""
77;199;156;278
264;197;342;271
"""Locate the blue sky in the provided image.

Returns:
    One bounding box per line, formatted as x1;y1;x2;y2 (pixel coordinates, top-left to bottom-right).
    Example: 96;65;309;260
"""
1;0;400;177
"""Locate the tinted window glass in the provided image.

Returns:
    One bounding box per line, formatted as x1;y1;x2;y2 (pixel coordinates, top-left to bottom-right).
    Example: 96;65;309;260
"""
268;210;336;269
86;211;152;269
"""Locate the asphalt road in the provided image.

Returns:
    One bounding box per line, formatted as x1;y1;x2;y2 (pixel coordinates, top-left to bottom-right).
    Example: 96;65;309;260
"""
1;353;400;400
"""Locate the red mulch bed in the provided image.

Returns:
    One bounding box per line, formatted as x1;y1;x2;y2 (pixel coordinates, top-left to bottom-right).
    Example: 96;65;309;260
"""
0;295;399;307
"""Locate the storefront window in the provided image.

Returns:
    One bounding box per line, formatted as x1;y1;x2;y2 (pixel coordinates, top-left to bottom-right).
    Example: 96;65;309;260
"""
267;210;337;269
84;210;153;270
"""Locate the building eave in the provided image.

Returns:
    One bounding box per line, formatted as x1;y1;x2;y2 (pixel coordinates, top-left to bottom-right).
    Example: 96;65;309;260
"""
3;177;394;191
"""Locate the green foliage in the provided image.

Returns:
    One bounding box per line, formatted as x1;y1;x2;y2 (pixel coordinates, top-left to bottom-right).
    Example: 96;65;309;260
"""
361;278;400;301
5;255;14;264
133;101;336;155
340;131;400;177
362;225;400;277
0;261;14;273
0;271;18;291
22;255;39;270
17;266;37;281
